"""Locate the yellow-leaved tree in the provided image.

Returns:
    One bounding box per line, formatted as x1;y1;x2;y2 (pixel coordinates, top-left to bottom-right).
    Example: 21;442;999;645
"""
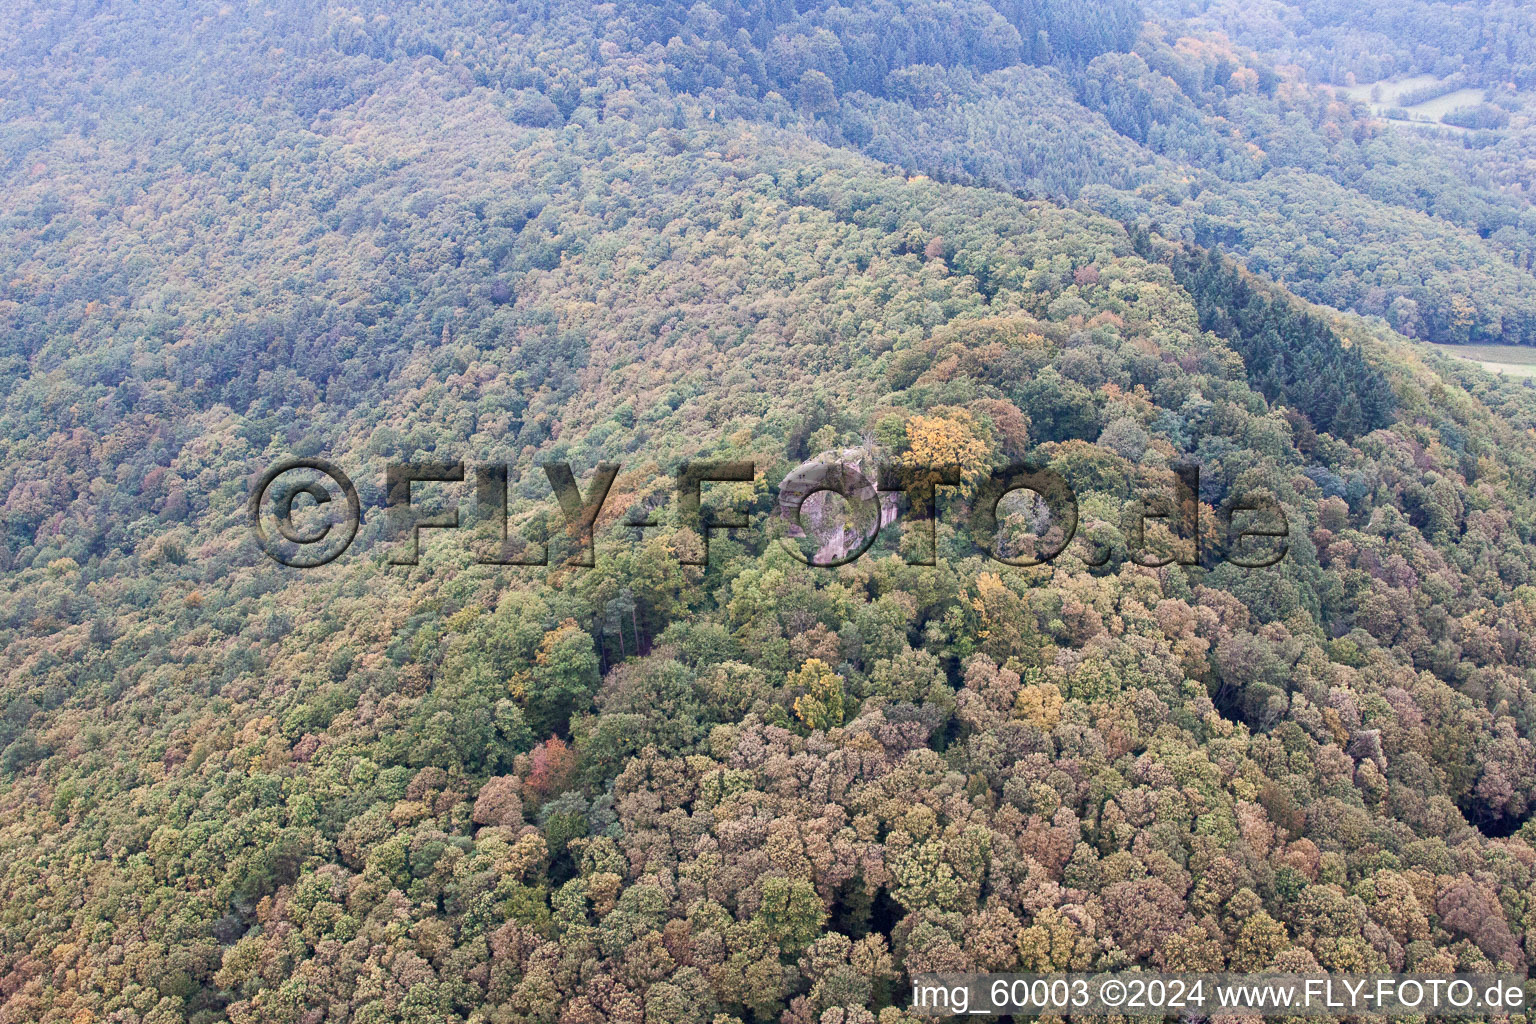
791;658;846;732
899;410;988;470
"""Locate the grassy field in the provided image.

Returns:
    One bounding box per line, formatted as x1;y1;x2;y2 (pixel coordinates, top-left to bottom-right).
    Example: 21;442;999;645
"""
1337;75;1484;127
1339;74;1441;107
1431;343;1536;377
1410;88;1486;119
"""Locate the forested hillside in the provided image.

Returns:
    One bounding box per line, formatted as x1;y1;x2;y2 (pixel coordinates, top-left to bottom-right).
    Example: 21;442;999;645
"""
6;1;1536;1022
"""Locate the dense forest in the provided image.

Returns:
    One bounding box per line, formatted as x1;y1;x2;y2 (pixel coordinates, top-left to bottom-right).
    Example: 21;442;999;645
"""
6;0;1536;1021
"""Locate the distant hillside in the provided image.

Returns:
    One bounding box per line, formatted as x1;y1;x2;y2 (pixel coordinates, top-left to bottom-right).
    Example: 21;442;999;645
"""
8;0;1536;347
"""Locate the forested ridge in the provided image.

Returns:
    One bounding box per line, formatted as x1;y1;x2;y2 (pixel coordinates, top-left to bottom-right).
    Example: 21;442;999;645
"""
8;1;1536;1022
